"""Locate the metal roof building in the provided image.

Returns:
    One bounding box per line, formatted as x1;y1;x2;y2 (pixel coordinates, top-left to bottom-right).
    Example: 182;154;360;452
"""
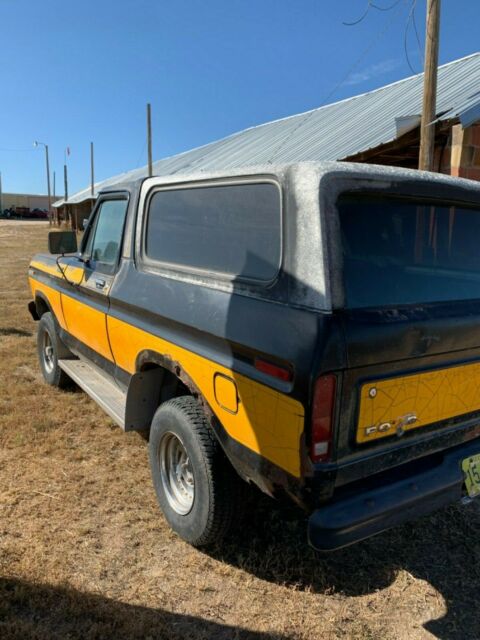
55;52;480;208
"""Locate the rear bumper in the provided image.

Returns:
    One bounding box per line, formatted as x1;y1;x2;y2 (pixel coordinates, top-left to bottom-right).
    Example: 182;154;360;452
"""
308;439;480;551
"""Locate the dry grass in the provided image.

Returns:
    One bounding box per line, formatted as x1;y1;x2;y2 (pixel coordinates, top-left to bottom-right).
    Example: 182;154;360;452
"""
1;221;480;639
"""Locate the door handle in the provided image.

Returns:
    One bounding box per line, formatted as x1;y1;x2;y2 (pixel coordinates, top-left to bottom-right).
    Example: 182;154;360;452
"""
95;278;106;290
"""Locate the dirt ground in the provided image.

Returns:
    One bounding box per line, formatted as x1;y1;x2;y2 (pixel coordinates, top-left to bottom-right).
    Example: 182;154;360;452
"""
1;221;480;640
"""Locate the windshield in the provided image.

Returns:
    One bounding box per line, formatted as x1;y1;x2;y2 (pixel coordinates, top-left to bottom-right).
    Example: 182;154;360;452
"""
338;194;480;308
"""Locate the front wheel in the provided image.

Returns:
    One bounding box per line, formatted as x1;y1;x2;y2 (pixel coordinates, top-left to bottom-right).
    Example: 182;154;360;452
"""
149;396;242;547
37;312;72;388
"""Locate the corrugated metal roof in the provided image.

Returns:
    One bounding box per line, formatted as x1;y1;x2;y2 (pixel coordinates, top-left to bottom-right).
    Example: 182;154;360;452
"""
55;52;480;207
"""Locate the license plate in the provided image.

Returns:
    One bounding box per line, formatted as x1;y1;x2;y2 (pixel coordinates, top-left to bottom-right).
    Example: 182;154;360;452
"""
462;453;480;498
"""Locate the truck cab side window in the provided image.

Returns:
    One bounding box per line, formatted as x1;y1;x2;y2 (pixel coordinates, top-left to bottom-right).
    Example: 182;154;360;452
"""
84;199;128;273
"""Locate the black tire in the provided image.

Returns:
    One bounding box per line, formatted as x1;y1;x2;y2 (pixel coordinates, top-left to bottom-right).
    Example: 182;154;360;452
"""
149;396;241;547
37;312;72;388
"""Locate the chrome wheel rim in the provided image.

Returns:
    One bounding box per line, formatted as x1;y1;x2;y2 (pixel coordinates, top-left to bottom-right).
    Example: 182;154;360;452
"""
159;432;194;515
43;331;55;373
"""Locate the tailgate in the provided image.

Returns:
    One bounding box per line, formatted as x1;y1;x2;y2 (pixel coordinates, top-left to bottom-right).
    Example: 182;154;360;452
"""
332;191;480;464
339;303;480;454
357;359;480;443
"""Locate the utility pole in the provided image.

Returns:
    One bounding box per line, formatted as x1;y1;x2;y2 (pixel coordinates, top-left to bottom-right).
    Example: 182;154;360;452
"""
90;141;95;196
147;102;153;177
64;163;69;229
418;0;441;171
34;141;52;225
0;171;3;215
45;145;52;224
63;164;68;203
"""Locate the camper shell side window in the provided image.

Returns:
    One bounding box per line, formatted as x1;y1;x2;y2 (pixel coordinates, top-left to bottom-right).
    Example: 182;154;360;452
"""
140;179;283;285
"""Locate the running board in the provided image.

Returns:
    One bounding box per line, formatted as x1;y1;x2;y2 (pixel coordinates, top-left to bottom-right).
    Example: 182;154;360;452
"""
59;359;126;429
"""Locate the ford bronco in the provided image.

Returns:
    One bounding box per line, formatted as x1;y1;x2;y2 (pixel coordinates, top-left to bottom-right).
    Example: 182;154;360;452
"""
28;161;480;550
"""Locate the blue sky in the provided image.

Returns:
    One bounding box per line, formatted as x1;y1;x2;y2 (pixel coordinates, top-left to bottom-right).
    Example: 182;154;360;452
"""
1;0;479;196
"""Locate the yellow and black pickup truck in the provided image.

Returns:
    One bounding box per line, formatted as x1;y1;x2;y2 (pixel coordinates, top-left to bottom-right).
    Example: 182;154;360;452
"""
28;161;480;550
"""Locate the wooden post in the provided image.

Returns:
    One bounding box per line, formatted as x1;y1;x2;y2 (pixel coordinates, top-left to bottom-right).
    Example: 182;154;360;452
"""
64;164;70;229
147;103;153;177
418;0;441;171
90;141;95;196
45;144;53;225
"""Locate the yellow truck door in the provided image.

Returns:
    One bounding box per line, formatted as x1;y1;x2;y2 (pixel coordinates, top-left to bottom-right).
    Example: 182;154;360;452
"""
61;196;129;362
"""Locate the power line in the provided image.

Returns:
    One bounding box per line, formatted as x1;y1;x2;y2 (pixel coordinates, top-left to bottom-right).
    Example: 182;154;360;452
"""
344;0;424;82
343;0;404;26
323;0;407;105
343;5;371;27
404;7;418;73
411;0;423;60
267;0;406;164
343;0;424;76
404;0;423;74
371;0;405;11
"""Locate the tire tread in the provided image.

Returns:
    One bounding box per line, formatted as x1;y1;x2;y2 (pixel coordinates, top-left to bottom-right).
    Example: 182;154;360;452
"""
37;312;72;388
150;396;241;547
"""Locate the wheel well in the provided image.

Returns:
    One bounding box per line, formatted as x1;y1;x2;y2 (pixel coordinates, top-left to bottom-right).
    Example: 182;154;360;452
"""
124;362;192;434
141;362;190;403
35;295;50;318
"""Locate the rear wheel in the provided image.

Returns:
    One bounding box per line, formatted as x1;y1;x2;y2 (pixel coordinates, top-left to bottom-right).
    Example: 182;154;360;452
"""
37;312;72;388
149;396;242;547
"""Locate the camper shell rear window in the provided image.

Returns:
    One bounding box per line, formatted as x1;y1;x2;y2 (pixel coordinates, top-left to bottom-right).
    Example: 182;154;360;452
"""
338;193;480;308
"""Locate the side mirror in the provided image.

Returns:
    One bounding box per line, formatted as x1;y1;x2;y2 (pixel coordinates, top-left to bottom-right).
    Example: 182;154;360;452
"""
48;231;78;255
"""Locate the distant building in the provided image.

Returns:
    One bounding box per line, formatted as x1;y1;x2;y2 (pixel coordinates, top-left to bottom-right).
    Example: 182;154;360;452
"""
55;52;480;228
1;192;51;212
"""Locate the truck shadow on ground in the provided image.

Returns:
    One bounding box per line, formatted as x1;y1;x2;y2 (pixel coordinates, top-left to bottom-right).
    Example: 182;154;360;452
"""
0;576;289;640
0;327;32;337
211;491;480;640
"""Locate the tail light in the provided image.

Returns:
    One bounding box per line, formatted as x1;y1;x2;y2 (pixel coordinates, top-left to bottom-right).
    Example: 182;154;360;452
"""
311;374;336;463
